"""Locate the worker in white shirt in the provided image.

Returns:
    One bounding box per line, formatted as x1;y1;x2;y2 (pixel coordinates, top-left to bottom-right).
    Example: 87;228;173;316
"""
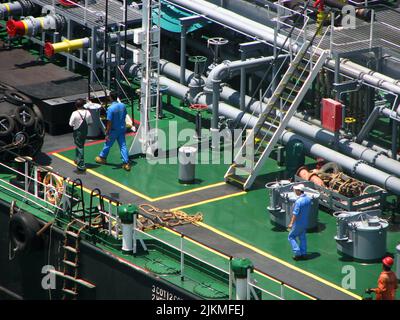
69;98;93;172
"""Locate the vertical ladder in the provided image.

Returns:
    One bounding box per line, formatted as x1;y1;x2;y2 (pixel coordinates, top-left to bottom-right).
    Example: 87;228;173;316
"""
225;45;329;190
61;219;86;300
129;0;161;156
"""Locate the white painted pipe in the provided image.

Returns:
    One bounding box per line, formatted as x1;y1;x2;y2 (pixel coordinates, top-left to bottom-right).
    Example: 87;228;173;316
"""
235;277;248;300
121;223;133;252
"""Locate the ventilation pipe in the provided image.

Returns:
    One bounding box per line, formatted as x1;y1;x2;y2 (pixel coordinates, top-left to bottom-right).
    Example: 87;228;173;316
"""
204;55;288;146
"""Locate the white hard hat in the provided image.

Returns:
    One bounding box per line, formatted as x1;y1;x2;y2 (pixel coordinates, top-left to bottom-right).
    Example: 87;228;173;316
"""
293;184;305;191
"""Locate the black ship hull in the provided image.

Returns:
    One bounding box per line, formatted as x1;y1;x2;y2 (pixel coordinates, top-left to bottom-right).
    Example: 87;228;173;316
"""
0;199;199;300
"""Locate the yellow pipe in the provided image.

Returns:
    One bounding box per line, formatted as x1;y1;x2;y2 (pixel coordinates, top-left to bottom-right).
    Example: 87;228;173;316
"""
45;37;90;57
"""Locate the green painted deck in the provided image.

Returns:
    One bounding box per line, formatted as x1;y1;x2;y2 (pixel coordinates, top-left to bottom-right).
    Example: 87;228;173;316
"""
45;101;400;300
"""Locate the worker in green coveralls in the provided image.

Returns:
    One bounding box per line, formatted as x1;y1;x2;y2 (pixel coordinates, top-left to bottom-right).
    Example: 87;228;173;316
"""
69;98;93;172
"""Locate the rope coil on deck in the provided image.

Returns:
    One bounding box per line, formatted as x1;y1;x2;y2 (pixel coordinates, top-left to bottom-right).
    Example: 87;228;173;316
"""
138;204;203;231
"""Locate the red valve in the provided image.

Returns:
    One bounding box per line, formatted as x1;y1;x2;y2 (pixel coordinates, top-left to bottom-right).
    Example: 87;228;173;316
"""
44;42;55;57
313;0;325;12
189;104;208;111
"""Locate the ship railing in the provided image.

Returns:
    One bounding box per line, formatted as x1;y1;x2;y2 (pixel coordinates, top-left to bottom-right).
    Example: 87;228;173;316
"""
133;224;295;300
0;153;83;216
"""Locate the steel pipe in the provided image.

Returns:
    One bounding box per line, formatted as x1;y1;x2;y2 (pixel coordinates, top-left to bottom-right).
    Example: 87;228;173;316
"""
44;37;90;57
6;14;65;38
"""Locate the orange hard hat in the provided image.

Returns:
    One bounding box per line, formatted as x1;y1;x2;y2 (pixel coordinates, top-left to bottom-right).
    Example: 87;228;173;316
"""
382;257;394;267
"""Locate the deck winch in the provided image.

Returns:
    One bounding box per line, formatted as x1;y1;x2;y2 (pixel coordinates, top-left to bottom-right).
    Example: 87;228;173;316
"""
266;181;320;230
333;210;389;261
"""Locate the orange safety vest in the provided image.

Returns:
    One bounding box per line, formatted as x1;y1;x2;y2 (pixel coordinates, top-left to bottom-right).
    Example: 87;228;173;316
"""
374;271;398;300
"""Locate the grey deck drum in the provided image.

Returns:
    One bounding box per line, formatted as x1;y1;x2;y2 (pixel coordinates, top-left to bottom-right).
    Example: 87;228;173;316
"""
267;181;320;230
85;102;103;138
334;210;389;261
178;146;197;184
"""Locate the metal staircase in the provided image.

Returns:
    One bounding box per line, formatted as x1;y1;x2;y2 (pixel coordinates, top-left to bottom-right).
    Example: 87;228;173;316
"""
225;31;330;190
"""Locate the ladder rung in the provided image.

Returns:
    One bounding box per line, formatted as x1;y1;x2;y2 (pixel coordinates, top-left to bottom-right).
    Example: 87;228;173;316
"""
63;246;78;254
62;288;78;296
65;231;79;238
63;260;78;268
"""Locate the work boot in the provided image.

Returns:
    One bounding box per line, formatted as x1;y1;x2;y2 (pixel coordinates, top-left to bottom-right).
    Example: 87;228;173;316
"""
122;163;131;171
95;156;107;164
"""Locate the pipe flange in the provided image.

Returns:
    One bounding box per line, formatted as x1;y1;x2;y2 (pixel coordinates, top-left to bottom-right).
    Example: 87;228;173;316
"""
193;91;205;105
351;160;368;175
371;151;387;165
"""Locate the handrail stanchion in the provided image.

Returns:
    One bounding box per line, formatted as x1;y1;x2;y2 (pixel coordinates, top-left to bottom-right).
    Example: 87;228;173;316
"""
280;282;285;299
180;234;185;281
24;160;29;193
229;256;233;300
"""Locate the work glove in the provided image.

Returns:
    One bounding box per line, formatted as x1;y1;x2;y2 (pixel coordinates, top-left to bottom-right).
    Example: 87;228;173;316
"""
365;288;373;294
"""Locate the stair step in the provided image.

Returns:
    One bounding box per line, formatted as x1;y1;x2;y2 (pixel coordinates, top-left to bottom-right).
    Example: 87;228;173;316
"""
63;260;78;268
226;173;248;186
280;92;295;104
62;288;78;296
285;82;301;94
63;246;79;254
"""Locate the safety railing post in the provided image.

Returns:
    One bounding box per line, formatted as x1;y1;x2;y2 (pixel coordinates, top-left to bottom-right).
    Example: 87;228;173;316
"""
180;234;185;281
34;166;38;198
246;268;251;300
280;282;285;299
229;256;233;300
24;161;29;193
132;212;137;254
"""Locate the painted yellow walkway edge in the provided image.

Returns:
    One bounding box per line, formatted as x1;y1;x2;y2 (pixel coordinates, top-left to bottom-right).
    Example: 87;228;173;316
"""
53;153;227;202
54;152;361;300
195;221;362;300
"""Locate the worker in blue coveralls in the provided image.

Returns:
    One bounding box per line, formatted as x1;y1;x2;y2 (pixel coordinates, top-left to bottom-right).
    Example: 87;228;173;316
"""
288;184;311;261
95;91;131;171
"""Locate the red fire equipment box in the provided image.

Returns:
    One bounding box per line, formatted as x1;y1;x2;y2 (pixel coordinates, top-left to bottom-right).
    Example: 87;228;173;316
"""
321;98;343;132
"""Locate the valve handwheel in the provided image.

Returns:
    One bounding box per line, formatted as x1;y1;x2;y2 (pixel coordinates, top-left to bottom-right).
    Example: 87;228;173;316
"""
189;104;208;111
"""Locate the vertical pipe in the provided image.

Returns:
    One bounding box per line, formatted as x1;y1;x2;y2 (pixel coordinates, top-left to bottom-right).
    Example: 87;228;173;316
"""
246;268;251;300
212;80;220;130
104;0;109;84
240;50;246;110
280;282;285;299
369;9;374;49
124;0;128;61
392;120;398;160
180;23;187;85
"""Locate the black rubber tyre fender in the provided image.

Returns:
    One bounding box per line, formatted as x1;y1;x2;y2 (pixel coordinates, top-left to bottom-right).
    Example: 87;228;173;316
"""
4;90;33;106
0;114;15;136
32;105;43;122
14;105;36;127
0;82;16;94
9;212;42;253
34;118;45;138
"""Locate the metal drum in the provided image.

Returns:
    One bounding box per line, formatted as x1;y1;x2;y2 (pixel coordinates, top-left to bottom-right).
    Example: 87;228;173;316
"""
178;146;197;184
268;182;320;231
333;210;389;261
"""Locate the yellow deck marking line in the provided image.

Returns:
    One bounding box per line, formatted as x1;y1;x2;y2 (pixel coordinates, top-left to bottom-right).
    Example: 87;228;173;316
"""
54;153;230;202
54;153;355;299
160;226;314;300
169;191;246;211
53;153;153;201
151;182;226;202
74;182;313;300
195;221;362;300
